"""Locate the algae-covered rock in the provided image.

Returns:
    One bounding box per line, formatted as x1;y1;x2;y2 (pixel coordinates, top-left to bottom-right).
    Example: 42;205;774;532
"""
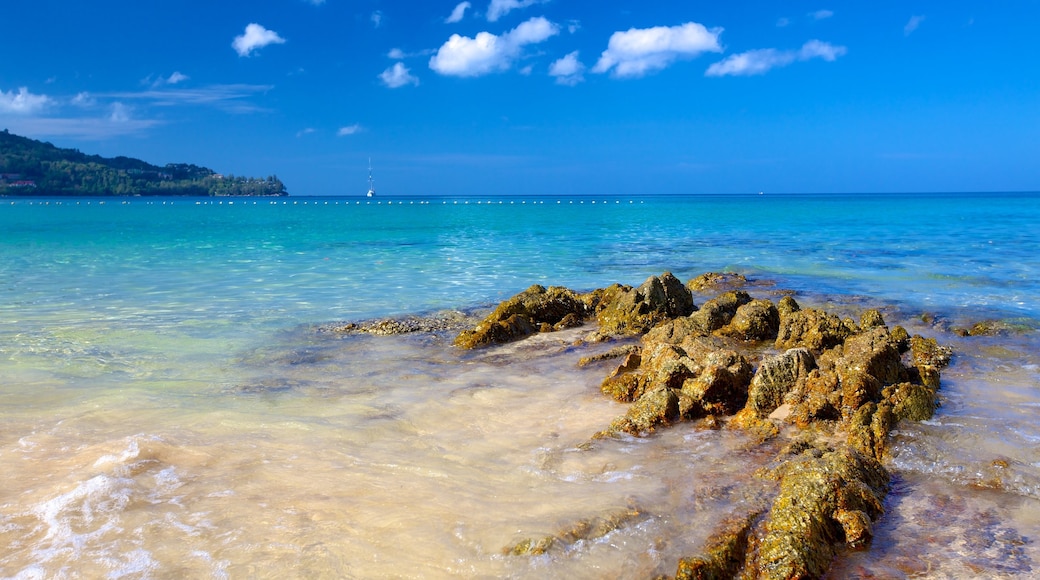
680;350;753;417
454;285;589;348
687;271;749;292
505;506;645;556
776;295;800;317
577;344;640;367
884;382;938;422
689;291;752;335
837;326;906;387
749;445;889;580
606;386;680;435
716;299;781;342
859;309;887;330
596;273;695;336
775;307;853;352
846;402;894;461
788;369;842;426
643;316;706;346
675;510;762;580
909;334;953;369
745;348;818;418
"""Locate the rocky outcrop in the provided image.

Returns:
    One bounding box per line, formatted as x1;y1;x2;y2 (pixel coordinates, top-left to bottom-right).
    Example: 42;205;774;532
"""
469;273;951;579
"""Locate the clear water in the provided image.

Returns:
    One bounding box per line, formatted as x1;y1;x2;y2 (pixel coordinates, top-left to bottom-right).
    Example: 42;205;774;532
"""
1;193;1038;578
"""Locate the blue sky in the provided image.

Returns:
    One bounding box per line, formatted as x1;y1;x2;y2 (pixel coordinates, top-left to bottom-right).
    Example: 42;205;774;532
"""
1;1;1037;196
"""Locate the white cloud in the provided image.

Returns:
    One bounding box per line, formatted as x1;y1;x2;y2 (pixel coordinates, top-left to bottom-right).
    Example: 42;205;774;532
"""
591;22;723;78
109;102;132;123
487;0;548;23
388;48;406;59
810;10;834;20
705;39;846;77
380;62;420;88
371;11;383;28
166;72;189;85
567;20;580;34
429;16;559;77
296;127;316;137
338;124;362;136
0;87;51;114
446;2;471;24
549;51;585;86
72;92;95;107
904;15;926;36
232;23;286;57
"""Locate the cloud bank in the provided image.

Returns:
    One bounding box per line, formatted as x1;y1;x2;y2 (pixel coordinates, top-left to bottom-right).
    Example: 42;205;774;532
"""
591;22;723;78
429;16;559;77
705;40;846;77
232;23;286;57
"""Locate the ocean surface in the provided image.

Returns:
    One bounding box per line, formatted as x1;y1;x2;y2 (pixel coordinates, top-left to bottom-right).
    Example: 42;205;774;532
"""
1;192;1039;578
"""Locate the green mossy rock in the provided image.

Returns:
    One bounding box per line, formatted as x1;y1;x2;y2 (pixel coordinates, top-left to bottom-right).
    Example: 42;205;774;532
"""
716;299;781;342
453;284;589;348
687;271;749;292
689;291;753;335
596;273;695;336
745;348;818;418
775;307;854;352
910;334;953;368
750;445;889;580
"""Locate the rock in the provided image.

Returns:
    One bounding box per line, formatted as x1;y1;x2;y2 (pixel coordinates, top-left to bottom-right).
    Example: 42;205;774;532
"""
643;316;706;346
745;348;818;418
675;510;763;580
687;271;749;292
788;369;842;426
859;309;886;330
776;295;800;317
837;327;906;387
606;386;681;435
505;506;645;556
577;344;640;367
689;291;752;334
846;402;894;461
884;382;938;422
909;335;953;369
716;299;781;341
596;273;695;336
775;307;854;352
680;350;753;417
454;285;589;348
749;445;889;580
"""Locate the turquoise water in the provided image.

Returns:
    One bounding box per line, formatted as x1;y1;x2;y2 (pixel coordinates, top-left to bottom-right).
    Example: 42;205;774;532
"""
1;193;1039;578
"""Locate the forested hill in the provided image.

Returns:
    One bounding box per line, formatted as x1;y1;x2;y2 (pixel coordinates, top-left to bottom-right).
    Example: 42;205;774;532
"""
0;129;287;196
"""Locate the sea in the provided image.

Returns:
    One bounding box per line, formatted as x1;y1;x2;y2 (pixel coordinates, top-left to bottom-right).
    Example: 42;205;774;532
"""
1;192;1038;579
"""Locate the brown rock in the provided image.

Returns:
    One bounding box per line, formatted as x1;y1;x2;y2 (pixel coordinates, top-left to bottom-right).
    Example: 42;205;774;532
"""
716;298;781;341
775;308;854;352
745;348;818;418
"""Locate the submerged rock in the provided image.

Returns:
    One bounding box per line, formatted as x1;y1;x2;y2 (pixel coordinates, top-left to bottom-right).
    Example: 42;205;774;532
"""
687;271;749;293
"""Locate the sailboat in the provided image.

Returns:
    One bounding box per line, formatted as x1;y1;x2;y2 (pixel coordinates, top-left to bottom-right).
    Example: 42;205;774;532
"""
366;158;376;197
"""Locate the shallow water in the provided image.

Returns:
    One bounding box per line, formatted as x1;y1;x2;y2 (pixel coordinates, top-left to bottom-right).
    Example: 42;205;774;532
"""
1;194;1039;577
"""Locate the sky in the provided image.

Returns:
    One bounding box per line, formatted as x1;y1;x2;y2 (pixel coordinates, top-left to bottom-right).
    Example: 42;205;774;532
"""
1;1;1038;196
